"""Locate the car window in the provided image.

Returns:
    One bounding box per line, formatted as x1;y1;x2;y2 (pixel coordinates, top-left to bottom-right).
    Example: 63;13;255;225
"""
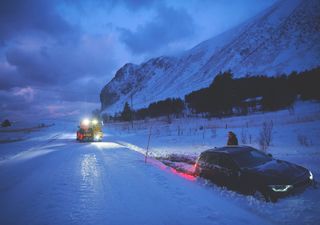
231;149;272;168
218;155;238;170
205;153;219;165
198;153;206;162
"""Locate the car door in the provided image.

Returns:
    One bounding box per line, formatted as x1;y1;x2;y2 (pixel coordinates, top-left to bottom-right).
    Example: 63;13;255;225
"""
199;152;220;181
203;153;228;185
216;155;240;188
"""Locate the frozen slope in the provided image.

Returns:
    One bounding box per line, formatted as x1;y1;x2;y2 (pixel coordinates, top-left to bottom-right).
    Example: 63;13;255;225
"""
100;0;320;114
0;122;273;225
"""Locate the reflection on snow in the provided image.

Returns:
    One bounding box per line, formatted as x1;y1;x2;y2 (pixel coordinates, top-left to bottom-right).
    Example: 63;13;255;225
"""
90;142;123;150
81;154;99;185
146;157;196;182
169;168;196;181
100;133;111;137
57;133;75;139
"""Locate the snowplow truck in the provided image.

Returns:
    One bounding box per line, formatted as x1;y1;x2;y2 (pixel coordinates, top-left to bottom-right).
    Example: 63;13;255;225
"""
76;118;103;142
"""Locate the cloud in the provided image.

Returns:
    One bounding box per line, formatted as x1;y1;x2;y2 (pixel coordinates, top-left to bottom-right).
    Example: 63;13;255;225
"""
61;0;157;13
0;88;34;117
0;0;277;120
0;87;99;120
0;0;76;45
118;0;157;10
46;104;79;117
55;77;104;103
0;87;36;120
3;34;116;88
12;86;35;102
118;5;195;54
0;33;114;119
0;61;21;90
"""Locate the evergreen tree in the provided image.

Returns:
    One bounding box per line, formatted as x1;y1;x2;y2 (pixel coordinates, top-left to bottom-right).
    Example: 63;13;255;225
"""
1;119;11;127
121;102;132;121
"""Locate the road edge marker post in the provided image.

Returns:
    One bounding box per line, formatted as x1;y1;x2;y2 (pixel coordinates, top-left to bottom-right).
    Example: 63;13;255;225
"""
145;126;152;163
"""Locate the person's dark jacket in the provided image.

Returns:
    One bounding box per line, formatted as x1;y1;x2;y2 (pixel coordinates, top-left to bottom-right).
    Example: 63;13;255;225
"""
227;133;238;145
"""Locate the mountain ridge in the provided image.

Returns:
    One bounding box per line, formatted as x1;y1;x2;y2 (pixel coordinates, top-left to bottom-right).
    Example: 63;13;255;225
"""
100;0;320;114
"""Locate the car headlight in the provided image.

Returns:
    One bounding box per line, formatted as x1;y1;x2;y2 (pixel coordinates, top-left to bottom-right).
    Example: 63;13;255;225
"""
309;171;313;180
81;118;90;126
92;119;98;125
269;185;293;192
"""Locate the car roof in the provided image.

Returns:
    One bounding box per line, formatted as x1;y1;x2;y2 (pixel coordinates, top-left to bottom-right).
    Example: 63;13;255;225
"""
201;146;254;156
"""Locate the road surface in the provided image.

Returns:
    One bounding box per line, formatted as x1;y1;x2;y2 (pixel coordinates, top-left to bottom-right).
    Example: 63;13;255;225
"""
0;127;273;225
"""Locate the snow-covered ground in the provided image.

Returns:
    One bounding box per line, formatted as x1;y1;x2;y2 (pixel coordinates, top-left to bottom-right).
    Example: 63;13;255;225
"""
0;101;319;225
0;121;273;225
105;101;320;224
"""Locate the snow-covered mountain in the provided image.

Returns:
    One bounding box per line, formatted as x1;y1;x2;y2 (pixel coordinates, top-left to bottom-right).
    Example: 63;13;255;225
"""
100;0;320;114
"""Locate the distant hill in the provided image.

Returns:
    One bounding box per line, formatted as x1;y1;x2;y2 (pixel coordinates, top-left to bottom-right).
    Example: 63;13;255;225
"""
100;0;320;114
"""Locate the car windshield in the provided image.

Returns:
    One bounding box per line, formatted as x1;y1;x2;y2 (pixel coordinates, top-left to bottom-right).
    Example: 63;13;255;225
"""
230;149;272;168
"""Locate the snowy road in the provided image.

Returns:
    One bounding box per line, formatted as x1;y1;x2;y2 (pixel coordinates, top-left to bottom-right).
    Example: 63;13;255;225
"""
0;128;274;225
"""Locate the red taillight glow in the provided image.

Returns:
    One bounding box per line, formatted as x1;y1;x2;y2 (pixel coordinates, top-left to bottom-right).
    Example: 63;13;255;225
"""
146;158;196;181
170;168;196;181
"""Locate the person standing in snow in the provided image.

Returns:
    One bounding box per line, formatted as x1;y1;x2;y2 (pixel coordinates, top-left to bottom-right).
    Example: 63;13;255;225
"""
227;131;238;146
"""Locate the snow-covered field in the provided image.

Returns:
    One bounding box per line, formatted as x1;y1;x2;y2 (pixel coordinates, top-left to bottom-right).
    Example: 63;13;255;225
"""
105;101;320;224
0;101;319;225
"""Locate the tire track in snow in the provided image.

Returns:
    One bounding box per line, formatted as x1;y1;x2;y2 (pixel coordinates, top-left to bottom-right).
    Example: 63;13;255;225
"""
30;144;108;225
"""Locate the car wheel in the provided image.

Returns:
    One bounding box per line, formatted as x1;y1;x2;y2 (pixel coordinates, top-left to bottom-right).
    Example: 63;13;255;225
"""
268;193;278;203
253;190;266;201
253;190;277;202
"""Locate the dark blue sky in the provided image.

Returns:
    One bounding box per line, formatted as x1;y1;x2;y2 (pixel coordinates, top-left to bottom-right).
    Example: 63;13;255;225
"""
0;0;276;120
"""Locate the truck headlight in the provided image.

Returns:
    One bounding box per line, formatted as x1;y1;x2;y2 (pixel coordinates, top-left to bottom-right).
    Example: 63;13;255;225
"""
82;118;90;126
94;134;101;140
269;185;293;192
309;171;313;180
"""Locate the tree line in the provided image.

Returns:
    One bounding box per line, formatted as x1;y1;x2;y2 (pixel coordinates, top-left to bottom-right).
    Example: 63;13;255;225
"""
185;67;319;116
108;67;320;121
112;98;185;121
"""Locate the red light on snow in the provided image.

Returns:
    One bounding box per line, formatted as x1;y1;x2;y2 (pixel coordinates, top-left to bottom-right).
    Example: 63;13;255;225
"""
157;163;167;171
169;168;196;181
146;158;196;181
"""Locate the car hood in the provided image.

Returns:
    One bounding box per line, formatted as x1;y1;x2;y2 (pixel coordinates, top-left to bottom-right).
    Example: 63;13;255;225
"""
246;159;308;184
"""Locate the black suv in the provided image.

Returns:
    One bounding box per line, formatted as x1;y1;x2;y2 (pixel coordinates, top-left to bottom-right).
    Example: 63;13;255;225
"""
194;146;315;202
